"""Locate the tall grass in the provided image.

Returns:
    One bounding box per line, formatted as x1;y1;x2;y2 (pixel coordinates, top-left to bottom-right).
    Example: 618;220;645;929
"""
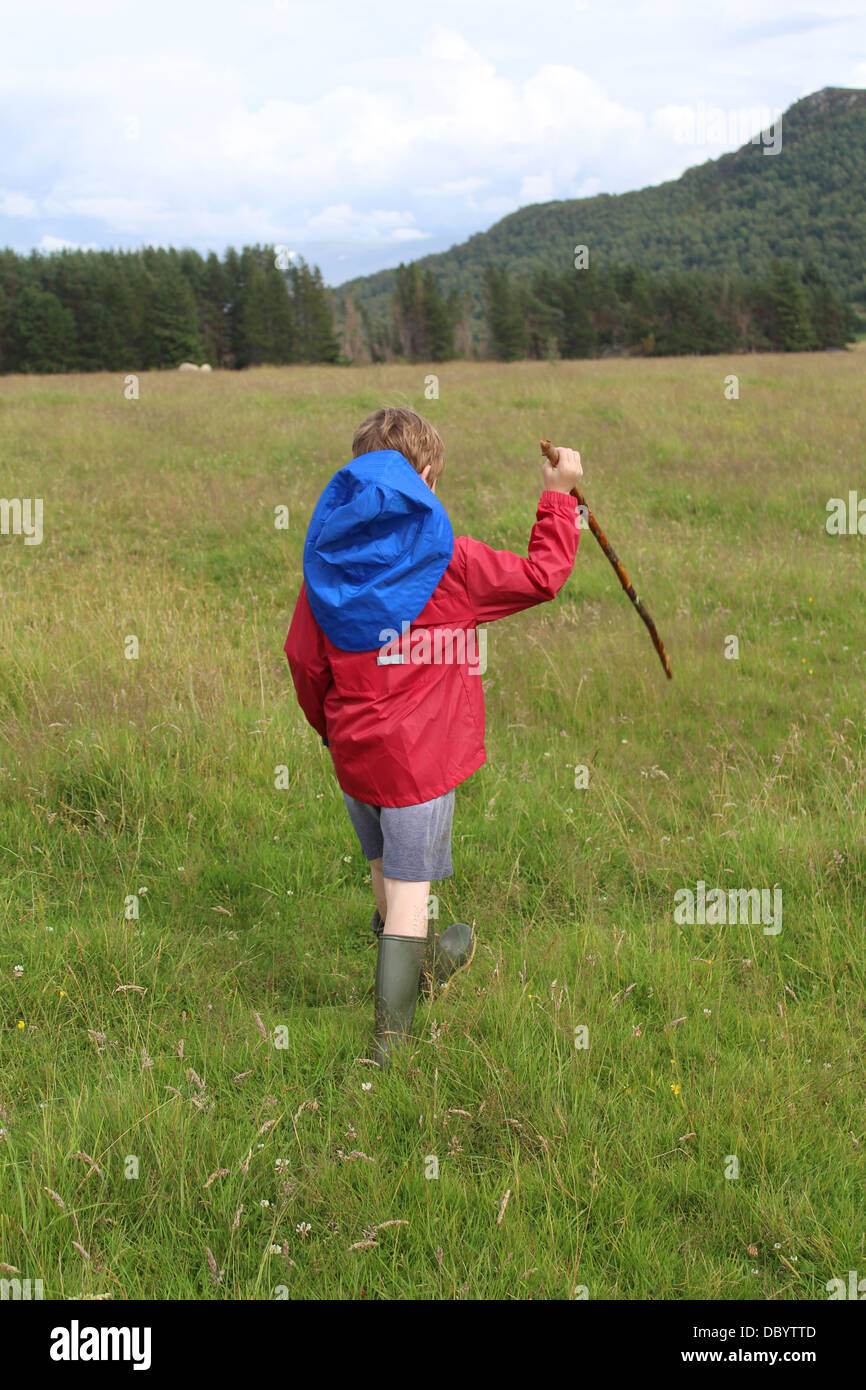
0;353;864;1299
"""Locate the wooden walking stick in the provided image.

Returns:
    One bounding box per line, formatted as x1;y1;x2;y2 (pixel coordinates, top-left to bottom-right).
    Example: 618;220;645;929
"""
540;438;673;680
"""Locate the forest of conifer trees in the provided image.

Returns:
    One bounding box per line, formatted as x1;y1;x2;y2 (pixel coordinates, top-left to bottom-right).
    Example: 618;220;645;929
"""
0;244;855;374
0;245;339;374
480;259;855;359
349;256;854;363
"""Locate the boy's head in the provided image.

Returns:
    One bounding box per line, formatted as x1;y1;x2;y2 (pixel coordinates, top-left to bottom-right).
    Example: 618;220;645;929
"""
352;407;445;488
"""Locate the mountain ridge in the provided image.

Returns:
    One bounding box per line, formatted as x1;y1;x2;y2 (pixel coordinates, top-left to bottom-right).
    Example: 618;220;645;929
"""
337;86;866;331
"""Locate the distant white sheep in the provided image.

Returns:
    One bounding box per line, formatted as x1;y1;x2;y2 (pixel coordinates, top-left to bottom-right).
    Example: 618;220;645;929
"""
178;362;213;372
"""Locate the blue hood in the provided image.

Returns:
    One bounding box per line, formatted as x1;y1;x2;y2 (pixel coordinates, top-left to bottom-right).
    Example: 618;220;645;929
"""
303;450;454;652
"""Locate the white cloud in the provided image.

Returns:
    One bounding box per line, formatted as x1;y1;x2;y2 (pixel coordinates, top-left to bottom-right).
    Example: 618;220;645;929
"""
572;176;602;198
1;192;37;217
426;28;477;64
519;172;555;205
418;176;489;198
305;205;429;243
0;6;859;281
0;30;654;245
65;198;168;228
38;234;98;252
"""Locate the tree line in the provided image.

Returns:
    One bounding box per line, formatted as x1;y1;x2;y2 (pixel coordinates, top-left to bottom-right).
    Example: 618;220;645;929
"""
343;257;854;362
0;243;855;374
0;245;339;374
480;259;855;358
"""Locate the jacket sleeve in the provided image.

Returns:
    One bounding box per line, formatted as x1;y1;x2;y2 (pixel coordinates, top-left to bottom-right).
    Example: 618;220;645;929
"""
284;582;332;740
461;490;579;623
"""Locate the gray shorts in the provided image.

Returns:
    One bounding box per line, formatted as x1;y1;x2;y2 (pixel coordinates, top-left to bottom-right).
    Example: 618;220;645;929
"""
342;790;455;881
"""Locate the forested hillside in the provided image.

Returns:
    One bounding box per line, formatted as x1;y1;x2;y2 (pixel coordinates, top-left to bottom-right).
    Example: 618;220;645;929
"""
1;88;862;372
338;87;866;339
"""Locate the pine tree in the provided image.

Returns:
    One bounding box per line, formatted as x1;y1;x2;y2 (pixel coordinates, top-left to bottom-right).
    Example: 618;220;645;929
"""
7;285;76;372
75;256;125;369
266;267;296;364
288;259;338;363
392;263;424;358
360;301;391;362
483;266;526;360
523;269;564;358
197;253;228;366
144;252;203;366
767;258;813;350
802;262;849;348
421;270;454;360
231;249;269;367
557;271;598;357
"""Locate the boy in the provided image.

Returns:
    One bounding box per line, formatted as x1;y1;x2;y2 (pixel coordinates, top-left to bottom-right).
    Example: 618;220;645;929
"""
285;407;582;1066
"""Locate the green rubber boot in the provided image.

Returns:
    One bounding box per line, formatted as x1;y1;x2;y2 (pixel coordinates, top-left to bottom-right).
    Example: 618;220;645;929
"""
370;910;432;999
373;914;437;1000
423;921;476;1001
372;933;427;1068
371;912;475;1000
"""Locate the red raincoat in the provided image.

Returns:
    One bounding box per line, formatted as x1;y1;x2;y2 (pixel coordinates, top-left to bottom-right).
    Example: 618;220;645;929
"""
285;489;579;806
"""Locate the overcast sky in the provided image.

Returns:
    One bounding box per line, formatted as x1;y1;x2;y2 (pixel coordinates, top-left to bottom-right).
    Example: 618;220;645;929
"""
1;0;864;284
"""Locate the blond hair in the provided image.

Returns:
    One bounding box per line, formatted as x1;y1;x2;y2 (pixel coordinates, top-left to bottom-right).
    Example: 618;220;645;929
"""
352;407;445;483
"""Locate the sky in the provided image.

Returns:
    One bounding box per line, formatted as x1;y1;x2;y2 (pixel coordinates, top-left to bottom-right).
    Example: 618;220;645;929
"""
1;0;864;285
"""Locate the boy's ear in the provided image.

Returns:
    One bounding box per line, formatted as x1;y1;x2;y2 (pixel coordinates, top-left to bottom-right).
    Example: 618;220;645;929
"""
420;464;433;487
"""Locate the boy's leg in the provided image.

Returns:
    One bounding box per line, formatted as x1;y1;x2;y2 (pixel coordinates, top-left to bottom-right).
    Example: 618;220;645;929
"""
370;857;387;925
342;796;386;934
340;793;429;1065
369;863;434;989
377;792;474;997
370;863;435;948
382;875;430;938
372;815;435;1064
359;790;474;1065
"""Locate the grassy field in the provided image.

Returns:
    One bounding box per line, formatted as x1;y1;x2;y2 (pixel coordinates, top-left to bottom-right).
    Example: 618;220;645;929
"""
0;353;864;1301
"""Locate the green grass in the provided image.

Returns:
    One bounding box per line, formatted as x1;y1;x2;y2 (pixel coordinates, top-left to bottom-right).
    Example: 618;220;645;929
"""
0;354;864;1300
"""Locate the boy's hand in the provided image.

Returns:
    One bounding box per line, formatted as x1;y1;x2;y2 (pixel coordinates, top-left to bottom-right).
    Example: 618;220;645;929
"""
542;445;583;494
